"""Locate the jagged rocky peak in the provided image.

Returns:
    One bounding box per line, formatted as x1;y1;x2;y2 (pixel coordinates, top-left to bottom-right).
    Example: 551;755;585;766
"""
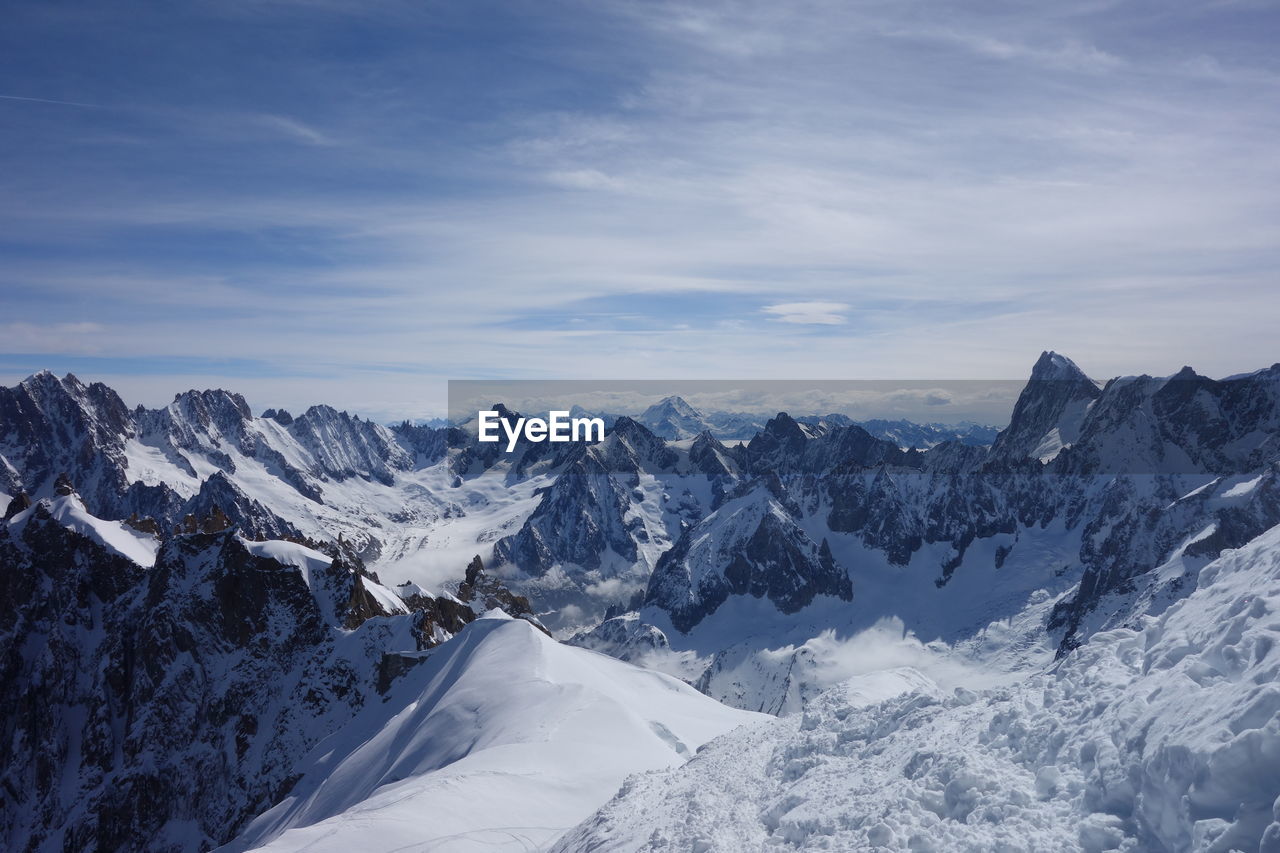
1052;360;1280;476
181;471;300;540
764;411;810;441
990;350;1101;464
456;554;549;633
593;415;677;472
288;403;412;483
645;483;851;633
689;429;738;477
261;407;294;425
169;387;254;433
1031;350;1091;382
151;388;259;473
490;451;638;576
744;411;811;464
0;371;133;488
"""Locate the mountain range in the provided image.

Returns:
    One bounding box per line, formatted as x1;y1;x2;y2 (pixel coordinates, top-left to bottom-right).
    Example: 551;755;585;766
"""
4;351;1280;851
564;394;1001;446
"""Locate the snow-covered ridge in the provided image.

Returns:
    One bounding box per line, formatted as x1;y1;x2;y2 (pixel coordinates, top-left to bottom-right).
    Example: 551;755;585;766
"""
0;491;551;853
6;356;1280;655
222;615;764;853
6;492;161;567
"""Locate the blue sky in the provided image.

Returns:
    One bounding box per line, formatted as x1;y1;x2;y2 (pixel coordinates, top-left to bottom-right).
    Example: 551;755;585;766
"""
2;0;1278;421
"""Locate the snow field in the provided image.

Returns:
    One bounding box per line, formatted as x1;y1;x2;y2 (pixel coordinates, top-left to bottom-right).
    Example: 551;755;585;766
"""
224;615;765;853
554;522;1280;852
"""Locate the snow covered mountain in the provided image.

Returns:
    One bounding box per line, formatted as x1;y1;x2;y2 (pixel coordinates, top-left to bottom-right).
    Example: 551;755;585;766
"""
646;478;850;632
221;614;761;853
854;418;1001;449
1;493;438;851
0;484;553;853
0;371;440;559
572;353;1280;713
554;517;1280;853
5;351;1280;852
989;350;1101;463
637;395;716;440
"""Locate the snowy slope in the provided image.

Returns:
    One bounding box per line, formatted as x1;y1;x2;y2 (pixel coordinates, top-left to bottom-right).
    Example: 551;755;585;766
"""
240;537;409;625
223;614;763;853
8;493;160;566
554;520;1280;853
638;396;715;440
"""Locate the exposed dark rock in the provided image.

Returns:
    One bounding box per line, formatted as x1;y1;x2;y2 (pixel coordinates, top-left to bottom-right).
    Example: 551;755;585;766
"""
646;485;851;633
457;555;549;635
990;351;1100;463
123;512;161;537
0;502;493;853
491;454;639;575
3;491;31;521
180;472;300;540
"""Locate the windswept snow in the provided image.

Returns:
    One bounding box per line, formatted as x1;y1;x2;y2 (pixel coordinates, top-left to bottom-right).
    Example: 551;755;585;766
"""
241;537;409;625
9;494;160;567
240;538;333;585
555;521;1280;853
223;615;764;853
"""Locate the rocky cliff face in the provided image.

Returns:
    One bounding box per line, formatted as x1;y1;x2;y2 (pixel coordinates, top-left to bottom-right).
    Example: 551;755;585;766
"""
491;453;641;576
0;371;138;519
989;350;1101;463
1052;364;1280;475
646;482;851;632
0;496;539;853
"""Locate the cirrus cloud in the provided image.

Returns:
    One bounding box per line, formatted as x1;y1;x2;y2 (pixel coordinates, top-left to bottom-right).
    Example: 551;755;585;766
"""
762;302;849;325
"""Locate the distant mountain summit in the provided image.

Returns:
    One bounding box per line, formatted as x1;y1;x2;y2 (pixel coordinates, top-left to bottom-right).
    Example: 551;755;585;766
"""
853;418;1000;449
989;350;1100;463
637;395;714;440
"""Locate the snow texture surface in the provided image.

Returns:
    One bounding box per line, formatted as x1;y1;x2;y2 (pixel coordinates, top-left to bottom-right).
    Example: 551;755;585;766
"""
555;523;1280;852
225;614;763;853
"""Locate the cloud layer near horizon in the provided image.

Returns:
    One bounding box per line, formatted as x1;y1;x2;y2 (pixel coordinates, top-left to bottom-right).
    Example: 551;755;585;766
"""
2;0;1277;420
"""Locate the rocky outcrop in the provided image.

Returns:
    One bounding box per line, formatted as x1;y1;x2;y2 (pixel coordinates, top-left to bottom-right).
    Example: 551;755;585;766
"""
491;453;641;575
1053;364;1280;475
645;484;851;633
179;471;299;540
989;351;1100;463
456;555;549;634
0;504;483;853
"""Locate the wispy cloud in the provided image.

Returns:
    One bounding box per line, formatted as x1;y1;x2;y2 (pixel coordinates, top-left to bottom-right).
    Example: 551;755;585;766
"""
762;302;849;325
252;113;338;147
2;0;1278;417
0;322;107;354
0;92;104;109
